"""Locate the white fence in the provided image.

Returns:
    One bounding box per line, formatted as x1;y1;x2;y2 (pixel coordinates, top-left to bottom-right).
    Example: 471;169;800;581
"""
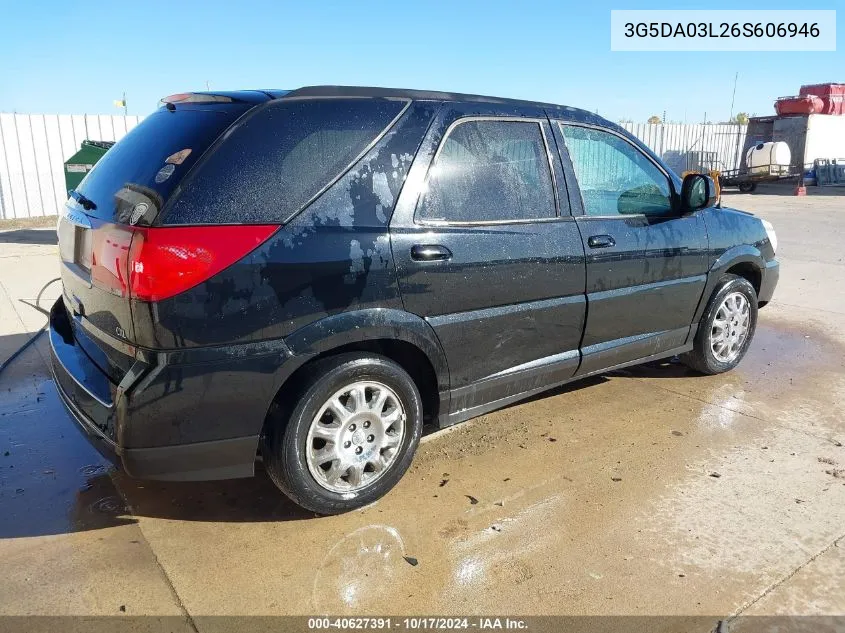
0;113;143;219
0;113;747;220
621;122;748;175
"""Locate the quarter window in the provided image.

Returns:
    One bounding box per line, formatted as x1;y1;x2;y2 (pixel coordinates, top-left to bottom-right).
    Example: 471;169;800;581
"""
417;120;556;223
561;125;673;217
165;98;407;225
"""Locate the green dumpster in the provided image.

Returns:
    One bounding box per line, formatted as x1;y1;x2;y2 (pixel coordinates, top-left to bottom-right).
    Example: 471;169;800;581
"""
63;140;115;194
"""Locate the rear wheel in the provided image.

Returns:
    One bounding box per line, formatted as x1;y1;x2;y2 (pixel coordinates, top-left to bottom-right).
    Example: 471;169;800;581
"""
263;353;423;514
738;182;757;193
681;274;758;375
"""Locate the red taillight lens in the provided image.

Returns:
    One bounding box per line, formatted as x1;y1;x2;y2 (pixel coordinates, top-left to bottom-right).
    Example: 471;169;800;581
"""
90;224;134;297
160;93;235;105
126;225;278;302
161;93;191;103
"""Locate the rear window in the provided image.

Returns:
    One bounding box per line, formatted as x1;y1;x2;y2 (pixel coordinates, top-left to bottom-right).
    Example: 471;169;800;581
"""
417;119;556;223
163;98;407;225
75;108;244;223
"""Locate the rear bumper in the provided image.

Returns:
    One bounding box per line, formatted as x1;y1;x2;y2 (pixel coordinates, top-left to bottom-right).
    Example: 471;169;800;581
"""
121;436;259;481
49;297;275;481
49;296;119;444
50;360;120;464
53;369;258;480
758;259;779;306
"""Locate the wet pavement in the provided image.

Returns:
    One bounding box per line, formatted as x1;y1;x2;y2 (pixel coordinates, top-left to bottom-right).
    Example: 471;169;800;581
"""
1;187;844;623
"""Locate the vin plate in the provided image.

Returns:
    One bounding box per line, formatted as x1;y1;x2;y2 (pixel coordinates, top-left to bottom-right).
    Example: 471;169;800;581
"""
611;10;836;51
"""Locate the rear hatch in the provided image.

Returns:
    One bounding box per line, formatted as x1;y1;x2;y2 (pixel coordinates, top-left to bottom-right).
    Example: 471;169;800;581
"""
57;94;262;381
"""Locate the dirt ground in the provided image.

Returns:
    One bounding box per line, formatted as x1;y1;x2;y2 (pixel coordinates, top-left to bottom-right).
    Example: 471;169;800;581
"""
1;184;844;629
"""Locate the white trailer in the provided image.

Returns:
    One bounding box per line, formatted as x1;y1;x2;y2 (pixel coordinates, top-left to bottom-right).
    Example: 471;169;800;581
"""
772;114;845;173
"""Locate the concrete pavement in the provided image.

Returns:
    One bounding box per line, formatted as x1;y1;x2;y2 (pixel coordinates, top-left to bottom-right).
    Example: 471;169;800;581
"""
0;187;843;627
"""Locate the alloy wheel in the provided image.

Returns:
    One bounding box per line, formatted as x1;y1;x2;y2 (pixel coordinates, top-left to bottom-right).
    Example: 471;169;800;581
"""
710;291;751;363
305;381;406;493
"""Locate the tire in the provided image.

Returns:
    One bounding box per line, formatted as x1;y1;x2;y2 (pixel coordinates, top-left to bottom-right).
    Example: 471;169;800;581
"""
262;353;423;514
681;274;758;375
738;182;757;193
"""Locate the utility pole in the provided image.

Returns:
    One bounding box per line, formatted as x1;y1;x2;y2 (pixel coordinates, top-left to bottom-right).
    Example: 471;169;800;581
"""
122;91;127;116
729;72;738;122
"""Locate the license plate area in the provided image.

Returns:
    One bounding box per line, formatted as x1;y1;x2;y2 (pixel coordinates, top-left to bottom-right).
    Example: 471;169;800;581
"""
58;209;93;280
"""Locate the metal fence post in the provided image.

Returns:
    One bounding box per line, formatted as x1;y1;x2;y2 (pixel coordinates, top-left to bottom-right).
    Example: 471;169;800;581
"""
12;114;31;219
0;117;10;220
41;114;58;215
27;115;47;217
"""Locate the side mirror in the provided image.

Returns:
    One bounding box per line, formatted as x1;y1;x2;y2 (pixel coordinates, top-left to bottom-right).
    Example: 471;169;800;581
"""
681;173;718;213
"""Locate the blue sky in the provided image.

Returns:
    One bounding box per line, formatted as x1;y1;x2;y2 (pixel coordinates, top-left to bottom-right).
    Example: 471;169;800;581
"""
0;0;841;122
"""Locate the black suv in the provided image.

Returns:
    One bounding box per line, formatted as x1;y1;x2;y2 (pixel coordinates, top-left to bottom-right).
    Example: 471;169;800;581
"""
51;86;779;514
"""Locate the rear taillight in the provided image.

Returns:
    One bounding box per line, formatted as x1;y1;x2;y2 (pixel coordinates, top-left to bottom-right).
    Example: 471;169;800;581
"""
127;225;278;302
90;224;134;296
90;224;278;302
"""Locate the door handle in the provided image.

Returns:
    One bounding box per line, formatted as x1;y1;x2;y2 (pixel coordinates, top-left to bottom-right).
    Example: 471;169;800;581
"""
411;244;452;261
587;234;616;249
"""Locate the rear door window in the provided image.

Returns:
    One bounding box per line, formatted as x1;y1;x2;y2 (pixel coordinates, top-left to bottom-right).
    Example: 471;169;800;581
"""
416;119;556;223
74;108;245;223
164;98;408;225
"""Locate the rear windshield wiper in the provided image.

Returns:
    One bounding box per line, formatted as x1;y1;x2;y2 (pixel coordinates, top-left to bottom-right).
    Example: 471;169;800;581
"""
69;189;97;211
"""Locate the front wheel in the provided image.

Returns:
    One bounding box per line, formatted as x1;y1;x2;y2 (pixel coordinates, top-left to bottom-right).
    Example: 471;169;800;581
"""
681;274;758;375
262;353;423;515
738;182;757;193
